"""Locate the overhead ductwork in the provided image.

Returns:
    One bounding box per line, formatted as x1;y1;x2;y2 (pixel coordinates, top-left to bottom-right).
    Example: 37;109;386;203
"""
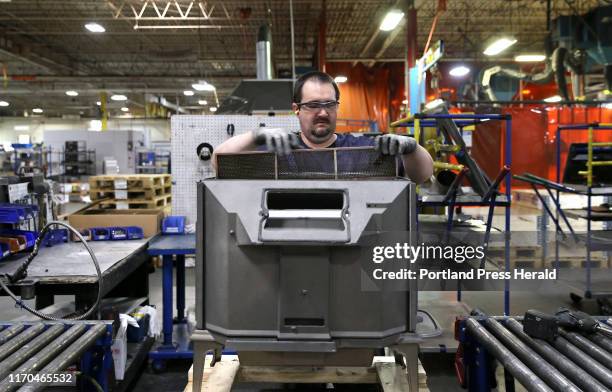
217;24;294;114
256;24;273;80
480;60;553;102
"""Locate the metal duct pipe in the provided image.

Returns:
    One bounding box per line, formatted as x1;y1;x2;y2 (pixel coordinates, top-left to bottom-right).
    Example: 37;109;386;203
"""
0;324;25;346
256;25;273;80
19;324;107;392
505;318;608;392
465;318;553;392
0;324;45;363
0;324;65;382
552;336;612;389
587;333;612;353
0;324;86;392
482;318;580;392
558;329;612;368
480;60;553;102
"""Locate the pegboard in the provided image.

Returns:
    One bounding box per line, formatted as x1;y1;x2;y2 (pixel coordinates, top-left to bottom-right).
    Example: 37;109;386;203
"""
171;115;299;224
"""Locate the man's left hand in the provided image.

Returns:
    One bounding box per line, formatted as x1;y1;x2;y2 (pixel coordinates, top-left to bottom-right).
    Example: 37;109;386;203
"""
375;134;417;155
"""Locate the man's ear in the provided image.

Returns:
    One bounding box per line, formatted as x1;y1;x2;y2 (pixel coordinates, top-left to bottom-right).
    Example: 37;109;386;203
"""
291;103;299;115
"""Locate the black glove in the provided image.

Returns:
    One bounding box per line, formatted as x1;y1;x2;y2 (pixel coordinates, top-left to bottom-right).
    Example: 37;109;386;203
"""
375;134;417;155
252;128;301;155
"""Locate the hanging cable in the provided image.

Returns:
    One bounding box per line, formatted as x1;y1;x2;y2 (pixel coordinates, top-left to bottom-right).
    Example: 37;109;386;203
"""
0;221;103;321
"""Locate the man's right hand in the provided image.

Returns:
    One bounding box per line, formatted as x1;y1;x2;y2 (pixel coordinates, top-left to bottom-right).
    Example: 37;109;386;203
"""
252;128;301;155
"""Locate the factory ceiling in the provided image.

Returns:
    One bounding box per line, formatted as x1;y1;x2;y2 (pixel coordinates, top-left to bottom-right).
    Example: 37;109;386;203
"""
0;0;602;117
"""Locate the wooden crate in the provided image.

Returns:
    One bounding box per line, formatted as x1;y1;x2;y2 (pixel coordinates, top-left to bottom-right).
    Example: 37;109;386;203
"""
184;355;429;392
90;185;171;200
98;194;171;209
88;174;171;190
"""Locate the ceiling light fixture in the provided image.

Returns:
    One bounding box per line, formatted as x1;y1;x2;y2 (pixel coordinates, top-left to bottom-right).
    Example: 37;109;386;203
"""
65;90;78;96
543;95;562;103
198;100;208;105
111;94;127;101
334;76;348;83
483;37;517;56
96;101;101;106
192;81;216;91
183;90;195;96
0;101;9;107
121;107;129;112
32;108;43;114
209;107;217;112
379;10;404;31
14;125;29;131
89;120;102;131
514;54;546;62
85;22;105;33
449;66;470;77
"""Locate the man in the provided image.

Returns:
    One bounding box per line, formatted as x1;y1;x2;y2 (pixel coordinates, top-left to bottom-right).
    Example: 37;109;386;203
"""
213;71;433;183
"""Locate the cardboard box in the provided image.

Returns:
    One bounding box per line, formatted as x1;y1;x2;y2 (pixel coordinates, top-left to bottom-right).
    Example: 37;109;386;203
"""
68;208;164;237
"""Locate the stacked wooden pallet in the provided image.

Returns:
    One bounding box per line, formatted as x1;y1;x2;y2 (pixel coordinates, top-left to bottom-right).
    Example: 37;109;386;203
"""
487;244;609;269
88;174;171;210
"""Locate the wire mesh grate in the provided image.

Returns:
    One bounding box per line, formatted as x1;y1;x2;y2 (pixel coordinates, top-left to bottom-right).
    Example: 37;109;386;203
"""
216;147;398;179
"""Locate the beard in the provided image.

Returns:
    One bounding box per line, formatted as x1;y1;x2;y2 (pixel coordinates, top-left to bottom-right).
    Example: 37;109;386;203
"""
309;121;334;140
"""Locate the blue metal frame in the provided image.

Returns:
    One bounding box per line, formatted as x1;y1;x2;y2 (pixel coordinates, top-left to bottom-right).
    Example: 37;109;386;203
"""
554;123;612;298
147;234;195;366
395;113;513;315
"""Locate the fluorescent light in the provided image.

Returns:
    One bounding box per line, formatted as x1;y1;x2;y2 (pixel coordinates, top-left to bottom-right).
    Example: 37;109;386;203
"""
515;54;546;62
66;90;78;96
198;100;208;105
425;99;445;110
14;125;29;131
120;107;129;112
192;81;216;91
110;94;127;101
32;108;43;114
334;75;347;83
89;120;102;131
209;107;217;112
543;95;562;103
183;90;194;96
85;22;105;33
449;66;470;77
483;37;517;56
379;10;404;31
0;101;9;107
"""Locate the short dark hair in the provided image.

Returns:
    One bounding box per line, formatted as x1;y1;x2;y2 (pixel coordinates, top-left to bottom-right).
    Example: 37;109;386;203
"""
292;71;340;103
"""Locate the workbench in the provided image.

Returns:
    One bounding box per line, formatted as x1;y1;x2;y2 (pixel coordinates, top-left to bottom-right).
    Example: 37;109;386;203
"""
0;239;150;311
0;238;152;391
147;233;195;371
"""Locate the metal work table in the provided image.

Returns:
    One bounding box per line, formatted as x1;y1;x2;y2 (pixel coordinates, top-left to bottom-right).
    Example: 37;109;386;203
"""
0;239;150;311
147;233;195;371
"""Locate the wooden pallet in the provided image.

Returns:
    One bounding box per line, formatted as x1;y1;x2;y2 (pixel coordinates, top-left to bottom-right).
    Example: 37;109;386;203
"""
543;256;608;269
485;246;542;260
90;185;171;200
88;174;171;190
488;257;543;269
184;355;429;392
98;194;171;209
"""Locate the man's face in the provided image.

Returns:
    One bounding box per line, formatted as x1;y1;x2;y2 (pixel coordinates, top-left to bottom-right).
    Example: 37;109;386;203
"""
292;80;338;144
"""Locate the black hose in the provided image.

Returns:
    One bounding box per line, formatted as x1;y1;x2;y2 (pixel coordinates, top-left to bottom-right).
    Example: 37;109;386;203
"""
0;221;102;321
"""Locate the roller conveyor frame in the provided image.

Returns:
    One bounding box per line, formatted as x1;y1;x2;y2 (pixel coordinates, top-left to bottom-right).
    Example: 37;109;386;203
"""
0;321;112;392
456;315;612;392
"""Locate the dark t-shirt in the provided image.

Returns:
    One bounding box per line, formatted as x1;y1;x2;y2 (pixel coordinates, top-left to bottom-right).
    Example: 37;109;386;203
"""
293;133;375;149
